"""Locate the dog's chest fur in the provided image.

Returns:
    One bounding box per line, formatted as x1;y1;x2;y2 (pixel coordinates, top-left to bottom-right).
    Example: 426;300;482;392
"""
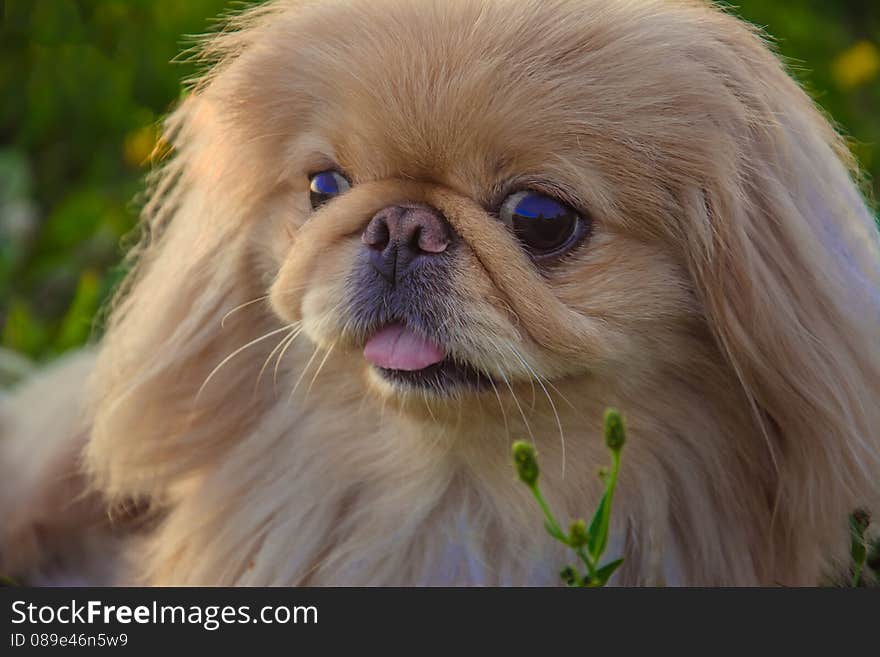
133;378;693;587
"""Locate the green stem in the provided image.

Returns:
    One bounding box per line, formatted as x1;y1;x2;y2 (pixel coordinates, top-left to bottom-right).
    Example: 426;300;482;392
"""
531;483;602;586
592;450;621;561
576;547;599;581
852;561;864;587
531;484;565;541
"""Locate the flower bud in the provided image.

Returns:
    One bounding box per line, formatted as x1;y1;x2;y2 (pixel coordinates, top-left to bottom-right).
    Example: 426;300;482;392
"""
603;408;626;451
511;441;539;486
569;519;589;548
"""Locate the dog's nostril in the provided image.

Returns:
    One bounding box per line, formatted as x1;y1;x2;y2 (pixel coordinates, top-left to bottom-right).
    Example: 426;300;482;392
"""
362;216;391;250
361;204;453;283
412;217;450;254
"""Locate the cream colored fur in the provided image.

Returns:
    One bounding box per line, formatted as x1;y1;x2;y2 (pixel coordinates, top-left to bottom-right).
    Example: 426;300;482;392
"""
2;0;879;585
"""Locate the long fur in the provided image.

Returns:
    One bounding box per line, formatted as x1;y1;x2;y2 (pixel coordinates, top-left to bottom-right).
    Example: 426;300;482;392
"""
2;0;879;585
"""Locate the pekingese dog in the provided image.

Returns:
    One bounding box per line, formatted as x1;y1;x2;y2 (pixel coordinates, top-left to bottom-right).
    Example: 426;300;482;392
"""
2;0;879;586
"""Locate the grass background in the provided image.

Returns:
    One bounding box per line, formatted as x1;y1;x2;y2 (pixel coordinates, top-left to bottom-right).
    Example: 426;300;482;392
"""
0;0;878;367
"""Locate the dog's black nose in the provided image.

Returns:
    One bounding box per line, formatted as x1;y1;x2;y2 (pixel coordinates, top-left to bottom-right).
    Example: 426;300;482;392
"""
361;205;452;283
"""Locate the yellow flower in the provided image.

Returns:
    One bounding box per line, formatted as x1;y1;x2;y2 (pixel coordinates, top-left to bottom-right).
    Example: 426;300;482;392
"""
832;41;880;90
123;125;158;168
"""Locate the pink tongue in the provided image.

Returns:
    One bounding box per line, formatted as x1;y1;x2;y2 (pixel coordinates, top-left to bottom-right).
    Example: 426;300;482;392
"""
364;323;445;371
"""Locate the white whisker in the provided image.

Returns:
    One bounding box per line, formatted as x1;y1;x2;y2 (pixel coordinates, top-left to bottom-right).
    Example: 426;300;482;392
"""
289;344;323;402
542;378;578;413
304;343;336;400
197;325;293;401
273;325;306;387
423;390;438;423
254;324;301;394
508;346;566;479
488;376;510;445
492;347;534;446
220;295;270;328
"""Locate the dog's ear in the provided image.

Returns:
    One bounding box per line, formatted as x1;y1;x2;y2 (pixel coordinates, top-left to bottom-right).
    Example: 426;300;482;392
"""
680;37;880;579
85;11;292;501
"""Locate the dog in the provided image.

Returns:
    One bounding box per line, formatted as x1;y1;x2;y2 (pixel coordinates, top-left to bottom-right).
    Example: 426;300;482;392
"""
2;0;879;586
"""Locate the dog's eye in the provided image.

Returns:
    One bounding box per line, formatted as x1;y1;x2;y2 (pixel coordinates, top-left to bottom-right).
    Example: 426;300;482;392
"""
309;170;351;209
499;190;584;257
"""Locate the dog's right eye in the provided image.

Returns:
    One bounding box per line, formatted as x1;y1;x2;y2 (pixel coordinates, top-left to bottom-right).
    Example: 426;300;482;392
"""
499;190;586;259
309;170;351;209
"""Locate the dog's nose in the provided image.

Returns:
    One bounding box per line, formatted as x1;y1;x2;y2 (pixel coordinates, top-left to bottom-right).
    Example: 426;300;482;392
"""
361;204;452;283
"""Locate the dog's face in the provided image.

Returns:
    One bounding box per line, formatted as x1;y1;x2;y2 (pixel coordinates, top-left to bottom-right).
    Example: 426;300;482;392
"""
83;0;880;585
234;0;714;406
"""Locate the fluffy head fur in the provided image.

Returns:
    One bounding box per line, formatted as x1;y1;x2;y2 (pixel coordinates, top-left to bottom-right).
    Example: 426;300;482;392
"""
75;0;880;585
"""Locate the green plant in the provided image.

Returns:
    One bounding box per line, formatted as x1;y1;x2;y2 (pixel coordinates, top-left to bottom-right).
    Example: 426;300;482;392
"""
512;408;626;587
867;536;880;576
849;508;871;587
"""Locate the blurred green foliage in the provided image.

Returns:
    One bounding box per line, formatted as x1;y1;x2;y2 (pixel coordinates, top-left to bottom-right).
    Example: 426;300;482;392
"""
0;0;237;364
733;0;880;190
0;0;878;365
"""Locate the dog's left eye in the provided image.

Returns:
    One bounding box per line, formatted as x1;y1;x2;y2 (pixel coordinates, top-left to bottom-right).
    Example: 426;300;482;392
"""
499;190;585;258
309;170;351;209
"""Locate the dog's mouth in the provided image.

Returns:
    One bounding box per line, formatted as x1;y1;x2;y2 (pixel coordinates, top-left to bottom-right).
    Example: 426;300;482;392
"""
363;322;492;392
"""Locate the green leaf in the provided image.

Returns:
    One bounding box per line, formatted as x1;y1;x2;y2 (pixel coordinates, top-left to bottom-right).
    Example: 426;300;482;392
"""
594;558;624;586
587;490;608;558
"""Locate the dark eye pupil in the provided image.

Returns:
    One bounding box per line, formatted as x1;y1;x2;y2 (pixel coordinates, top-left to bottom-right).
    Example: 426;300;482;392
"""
511;193;578;253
